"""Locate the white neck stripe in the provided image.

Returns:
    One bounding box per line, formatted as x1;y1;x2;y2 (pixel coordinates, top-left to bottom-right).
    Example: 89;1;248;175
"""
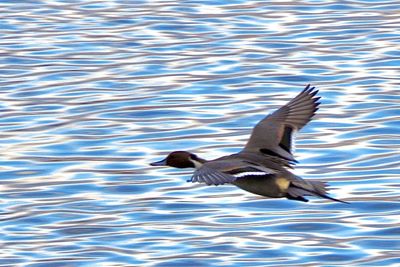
189;158;203;169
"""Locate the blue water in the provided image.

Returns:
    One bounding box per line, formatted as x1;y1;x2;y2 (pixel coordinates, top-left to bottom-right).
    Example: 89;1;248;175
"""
1;1;400;266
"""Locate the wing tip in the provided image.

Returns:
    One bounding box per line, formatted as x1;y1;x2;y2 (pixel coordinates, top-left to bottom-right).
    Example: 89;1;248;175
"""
302;85;321;110
303;84;318;94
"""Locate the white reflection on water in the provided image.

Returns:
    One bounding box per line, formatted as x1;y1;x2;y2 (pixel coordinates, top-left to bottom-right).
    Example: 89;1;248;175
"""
1;0;400;266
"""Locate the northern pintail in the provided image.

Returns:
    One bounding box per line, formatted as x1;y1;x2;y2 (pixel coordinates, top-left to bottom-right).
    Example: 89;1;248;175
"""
151;85;347;203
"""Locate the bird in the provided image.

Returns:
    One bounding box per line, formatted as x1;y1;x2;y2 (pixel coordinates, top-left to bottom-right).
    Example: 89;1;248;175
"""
151;84;348;203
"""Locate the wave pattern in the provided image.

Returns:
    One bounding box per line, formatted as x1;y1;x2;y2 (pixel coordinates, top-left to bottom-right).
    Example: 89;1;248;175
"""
1;0;400;266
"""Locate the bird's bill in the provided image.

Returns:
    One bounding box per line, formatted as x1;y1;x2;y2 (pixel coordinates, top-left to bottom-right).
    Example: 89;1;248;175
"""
150;158;167;166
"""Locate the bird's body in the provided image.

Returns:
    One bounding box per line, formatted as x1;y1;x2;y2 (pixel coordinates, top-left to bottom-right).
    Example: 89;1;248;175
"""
151;85;347;203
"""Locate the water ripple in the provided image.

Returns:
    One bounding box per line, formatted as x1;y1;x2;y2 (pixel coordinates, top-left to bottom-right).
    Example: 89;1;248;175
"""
1;0;400;266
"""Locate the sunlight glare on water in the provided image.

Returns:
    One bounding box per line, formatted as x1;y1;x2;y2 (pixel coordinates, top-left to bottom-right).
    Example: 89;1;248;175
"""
1;0;400;266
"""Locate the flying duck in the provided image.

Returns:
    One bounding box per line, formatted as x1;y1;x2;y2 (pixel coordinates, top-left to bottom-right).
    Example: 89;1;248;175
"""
151;85;347;203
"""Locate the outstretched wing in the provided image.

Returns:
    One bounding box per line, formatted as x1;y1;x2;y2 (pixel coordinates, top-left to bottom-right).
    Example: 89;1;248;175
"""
242;84;320;164
190;165;237;185
189;159;276;186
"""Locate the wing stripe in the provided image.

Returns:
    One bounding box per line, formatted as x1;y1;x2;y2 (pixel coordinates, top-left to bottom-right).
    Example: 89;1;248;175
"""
190;161;277;186
233;171;268;178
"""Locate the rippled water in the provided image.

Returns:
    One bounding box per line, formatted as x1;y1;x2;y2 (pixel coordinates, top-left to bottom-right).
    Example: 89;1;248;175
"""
1;1;400;266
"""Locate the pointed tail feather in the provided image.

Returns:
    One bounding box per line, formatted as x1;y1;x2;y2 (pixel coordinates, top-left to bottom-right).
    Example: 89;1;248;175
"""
288;182;349;204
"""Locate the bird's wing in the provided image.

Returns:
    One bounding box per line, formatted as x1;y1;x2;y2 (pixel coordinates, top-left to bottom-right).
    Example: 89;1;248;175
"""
189;159;276;186
242;84;320;164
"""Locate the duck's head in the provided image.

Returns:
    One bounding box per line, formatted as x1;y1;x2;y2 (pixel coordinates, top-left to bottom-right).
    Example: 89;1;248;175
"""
150;151;204;169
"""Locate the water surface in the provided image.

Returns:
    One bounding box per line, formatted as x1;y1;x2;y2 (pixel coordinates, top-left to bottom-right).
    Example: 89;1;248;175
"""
1;1;400;266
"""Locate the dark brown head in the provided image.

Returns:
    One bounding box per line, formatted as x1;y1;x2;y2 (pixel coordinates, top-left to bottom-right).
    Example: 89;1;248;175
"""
150;151;204;168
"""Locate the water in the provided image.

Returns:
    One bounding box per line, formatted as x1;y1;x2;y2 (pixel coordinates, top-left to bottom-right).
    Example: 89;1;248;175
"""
1;1;400;266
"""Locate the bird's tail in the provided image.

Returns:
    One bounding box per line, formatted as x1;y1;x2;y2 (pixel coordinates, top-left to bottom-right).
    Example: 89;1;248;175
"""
287;180;349;204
